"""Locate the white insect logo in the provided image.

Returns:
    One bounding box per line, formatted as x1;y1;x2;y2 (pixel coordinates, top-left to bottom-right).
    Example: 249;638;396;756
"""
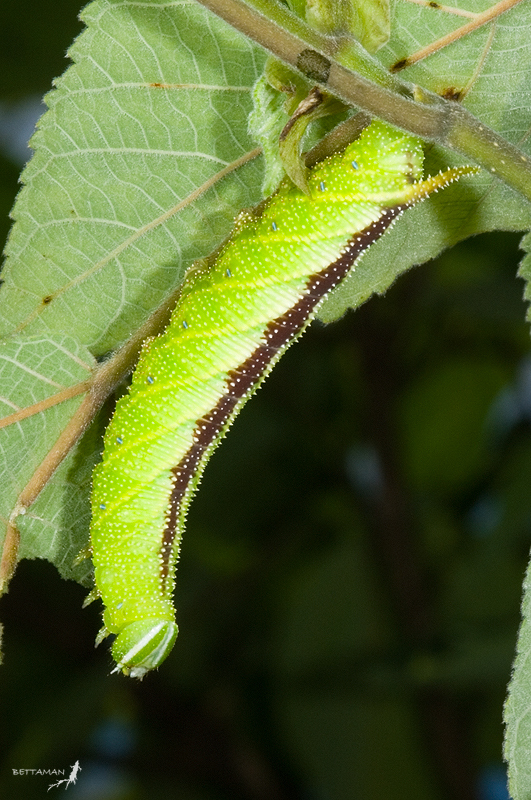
47;761;81;791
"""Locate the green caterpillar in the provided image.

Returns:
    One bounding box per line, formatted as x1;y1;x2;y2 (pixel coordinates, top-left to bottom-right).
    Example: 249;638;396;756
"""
89;120;473;677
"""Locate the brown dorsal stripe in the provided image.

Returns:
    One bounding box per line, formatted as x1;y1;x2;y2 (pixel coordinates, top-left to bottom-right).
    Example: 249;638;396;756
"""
159;206;404;578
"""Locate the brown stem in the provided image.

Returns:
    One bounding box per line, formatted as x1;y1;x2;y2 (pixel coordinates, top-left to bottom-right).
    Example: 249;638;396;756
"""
0;382;92;430
0;286;180;593
392;0;525;71
0;524;20;595
0;146;263;593
195;0;531;202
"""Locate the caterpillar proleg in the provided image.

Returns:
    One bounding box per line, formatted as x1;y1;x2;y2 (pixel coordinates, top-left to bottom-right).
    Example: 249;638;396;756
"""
89;120;474;677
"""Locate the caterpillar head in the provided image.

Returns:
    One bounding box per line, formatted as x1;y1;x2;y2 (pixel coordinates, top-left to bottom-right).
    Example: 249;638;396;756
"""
110;619;178;679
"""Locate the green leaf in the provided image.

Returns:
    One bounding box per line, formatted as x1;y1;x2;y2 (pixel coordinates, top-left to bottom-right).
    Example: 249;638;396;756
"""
1;7;531;776
1;0;265;354
306;0;390;53
0;0;265;582
248;69;293;194
504;563;531;798
505;231;531;799
0;335;95;583
320;0;531;323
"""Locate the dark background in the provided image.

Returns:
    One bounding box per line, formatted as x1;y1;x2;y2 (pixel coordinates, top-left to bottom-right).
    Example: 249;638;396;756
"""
0;2;528;798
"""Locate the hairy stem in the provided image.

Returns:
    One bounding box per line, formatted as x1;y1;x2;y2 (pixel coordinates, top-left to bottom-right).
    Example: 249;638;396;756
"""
195;0;531;202
392;0;525;71
0;287;181;594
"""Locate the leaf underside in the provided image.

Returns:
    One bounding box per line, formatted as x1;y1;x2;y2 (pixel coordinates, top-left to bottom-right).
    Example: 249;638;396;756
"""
1;1;531;788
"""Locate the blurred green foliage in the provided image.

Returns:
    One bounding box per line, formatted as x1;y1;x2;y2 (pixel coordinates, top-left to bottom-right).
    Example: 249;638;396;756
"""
0;2;529;799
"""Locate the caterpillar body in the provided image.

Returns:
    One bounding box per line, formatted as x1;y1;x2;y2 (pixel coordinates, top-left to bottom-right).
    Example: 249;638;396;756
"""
89;121;473;677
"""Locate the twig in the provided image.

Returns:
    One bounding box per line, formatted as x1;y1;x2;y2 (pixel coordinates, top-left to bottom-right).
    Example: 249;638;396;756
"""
194;0;531;203
392;0;525;71
0;382;91;430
